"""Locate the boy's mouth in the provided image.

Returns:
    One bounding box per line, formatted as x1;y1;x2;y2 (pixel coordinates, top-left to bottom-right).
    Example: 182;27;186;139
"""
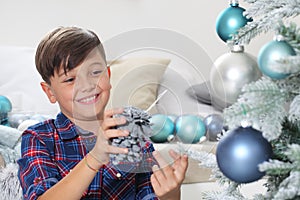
76;94;100;104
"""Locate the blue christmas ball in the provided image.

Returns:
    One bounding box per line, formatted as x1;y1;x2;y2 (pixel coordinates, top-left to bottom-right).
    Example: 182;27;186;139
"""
216;3;252;42
216;126;273;183
0;96;12;113
150;114;175;143
175;115;206;144
203;114;224;141
258;40;296;79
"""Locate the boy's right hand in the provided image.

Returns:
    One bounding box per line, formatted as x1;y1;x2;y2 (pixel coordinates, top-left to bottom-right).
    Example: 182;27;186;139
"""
89;108;129;165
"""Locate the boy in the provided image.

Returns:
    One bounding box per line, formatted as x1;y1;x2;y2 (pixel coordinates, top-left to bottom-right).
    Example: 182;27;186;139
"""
17;26;188;200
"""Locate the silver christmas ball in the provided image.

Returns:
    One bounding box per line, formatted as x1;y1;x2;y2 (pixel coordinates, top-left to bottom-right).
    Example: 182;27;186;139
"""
8;113;30;128
210;45;262;108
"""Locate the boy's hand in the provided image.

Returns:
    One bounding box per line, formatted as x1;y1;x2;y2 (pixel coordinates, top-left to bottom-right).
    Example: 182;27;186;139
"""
90;108;129;165
151;150;188;200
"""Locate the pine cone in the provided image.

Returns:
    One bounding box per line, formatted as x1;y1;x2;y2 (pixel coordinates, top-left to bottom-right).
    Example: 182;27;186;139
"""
110;106;152;165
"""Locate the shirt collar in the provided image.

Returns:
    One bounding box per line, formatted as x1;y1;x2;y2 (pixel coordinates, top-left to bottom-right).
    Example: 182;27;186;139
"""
54;112;79;140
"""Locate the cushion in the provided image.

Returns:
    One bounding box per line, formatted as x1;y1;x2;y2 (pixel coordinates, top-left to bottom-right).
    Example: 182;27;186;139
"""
156;66;216;117
186;81;212;105
107;57;170;114
186;82;228;111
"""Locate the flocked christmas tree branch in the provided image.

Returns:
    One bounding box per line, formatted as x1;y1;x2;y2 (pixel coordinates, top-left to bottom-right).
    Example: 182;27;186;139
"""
185;146;248;200
223;77;287;141
259;144;300;199
197;1;300;199
277;21;300;53
229;0;300;45
289;94;300;122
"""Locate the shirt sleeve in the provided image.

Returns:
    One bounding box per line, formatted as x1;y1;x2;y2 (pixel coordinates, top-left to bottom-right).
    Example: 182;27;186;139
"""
135;141;159;200
17;129;59;200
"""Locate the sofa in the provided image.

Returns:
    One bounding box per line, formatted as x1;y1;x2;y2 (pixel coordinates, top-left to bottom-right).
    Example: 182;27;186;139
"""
0;28;265;199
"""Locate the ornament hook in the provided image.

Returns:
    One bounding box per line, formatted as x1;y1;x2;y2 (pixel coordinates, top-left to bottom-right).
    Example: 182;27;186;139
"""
230;0;239;6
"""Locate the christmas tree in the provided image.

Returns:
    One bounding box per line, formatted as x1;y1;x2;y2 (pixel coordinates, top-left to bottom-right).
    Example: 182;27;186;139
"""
187;0;300;199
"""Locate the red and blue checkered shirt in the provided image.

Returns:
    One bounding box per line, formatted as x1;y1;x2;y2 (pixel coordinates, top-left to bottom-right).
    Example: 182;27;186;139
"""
17;112;158;200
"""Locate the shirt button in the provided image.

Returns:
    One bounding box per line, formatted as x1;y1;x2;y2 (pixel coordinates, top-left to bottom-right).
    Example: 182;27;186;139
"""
33;177;42;185
116;173;121;178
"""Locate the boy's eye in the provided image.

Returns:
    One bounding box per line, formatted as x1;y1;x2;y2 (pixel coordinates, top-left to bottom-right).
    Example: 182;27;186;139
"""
64;77;75;83
91;70;103;76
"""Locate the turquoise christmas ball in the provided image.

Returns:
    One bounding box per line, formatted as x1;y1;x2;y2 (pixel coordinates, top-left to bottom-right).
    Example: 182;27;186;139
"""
150;114;175;143
167;114;177;123
175;115;206;144
0;95;12;113
216;3;252;42
258;40;296;79
0;113;9;126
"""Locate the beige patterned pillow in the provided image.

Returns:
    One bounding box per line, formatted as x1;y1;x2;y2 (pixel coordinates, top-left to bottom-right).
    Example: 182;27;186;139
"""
107;57;170;114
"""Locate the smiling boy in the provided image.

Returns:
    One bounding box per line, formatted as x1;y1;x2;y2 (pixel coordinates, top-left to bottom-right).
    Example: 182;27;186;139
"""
17;26;188;200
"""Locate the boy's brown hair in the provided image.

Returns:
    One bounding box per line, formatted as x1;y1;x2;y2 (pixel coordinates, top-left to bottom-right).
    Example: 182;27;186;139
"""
35;26;106;84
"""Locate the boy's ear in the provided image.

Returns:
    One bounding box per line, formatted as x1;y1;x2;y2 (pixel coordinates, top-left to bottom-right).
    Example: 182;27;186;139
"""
40;82;57;103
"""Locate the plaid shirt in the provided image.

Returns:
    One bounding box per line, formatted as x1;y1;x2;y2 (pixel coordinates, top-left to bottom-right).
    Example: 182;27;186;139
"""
17;112;158;200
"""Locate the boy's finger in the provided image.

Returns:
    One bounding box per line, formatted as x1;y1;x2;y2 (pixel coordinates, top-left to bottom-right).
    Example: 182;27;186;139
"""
168;149;181;161
107;145;128;154
151;164;165;184
103;129;129;140
153;151;176;180
173;155;189;181
150;172;161;189
104;107;124;118
101;117;127;130
152;151;170;169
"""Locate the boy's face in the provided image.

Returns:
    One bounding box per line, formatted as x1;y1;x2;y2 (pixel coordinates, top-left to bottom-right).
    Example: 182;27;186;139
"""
42;47;111;122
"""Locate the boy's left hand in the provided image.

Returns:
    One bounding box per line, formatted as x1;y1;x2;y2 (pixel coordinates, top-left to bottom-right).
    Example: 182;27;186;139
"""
151;150;188;200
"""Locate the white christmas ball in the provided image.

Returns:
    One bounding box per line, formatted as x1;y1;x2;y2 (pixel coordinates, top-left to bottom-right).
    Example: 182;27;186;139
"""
210;45;262;107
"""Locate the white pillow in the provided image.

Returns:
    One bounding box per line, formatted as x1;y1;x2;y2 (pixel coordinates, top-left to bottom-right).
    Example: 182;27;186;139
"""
107;57;170;114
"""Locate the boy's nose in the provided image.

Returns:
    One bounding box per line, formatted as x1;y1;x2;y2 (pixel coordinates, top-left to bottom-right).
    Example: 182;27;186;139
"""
76;77;96;92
